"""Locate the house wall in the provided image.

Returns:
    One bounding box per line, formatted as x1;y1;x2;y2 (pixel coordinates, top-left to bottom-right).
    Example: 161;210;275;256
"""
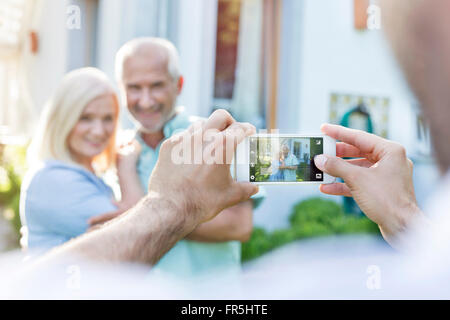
96;0;162;83
296;0;415;149
27;0;69;114
253;0;439;230
175;0;218;118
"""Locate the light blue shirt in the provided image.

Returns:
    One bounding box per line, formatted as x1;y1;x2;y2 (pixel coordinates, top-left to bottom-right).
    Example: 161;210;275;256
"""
282;154;300;181
135;109;265;277
20;160;117;251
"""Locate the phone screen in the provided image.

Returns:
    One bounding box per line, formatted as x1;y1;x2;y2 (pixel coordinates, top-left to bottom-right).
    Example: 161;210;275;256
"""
249;137;324;182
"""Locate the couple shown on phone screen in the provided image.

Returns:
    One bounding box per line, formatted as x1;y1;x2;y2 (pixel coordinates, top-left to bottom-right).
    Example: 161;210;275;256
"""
269;144;298;182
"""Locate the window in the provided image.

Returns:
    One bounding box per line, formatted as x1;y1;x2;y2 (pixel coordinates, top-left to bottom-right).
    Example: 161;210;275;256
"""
0;0;36;143
293;141;301;160
416;110;432;157
213;0;241;101
0;0;26;56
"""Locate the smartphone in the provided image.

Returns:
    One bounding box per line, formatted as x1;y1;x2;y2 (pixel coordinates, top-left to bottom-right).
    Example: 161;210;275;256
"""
234;134;336;184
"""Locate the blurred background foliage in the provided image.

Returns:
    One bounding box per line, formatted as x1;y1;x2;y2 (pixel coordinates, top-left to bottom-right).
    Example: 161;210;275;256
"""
242;197;380;262
254;159;270;182
0;144;27;245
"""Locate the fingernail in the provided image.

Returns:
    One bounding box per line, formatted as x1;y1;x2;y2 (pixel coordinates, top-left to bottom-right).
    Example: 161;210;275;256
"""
314;154;328;169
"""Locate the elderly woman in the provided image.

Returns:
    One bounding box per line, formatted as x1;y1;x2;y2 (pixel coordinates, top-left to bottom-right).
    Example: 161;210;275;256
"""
269;151;285;182
20;68;144;251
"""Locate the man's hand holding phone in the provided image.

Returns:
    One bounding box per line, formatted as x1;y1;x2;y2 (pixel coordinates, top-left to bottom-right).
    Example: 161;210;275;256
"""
149;110;259;226
314;123;423;246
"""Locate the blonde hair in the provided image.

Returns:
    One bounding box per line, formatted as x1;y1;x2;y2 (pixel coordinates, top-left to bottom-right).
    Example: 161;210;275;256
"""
28;67;119;172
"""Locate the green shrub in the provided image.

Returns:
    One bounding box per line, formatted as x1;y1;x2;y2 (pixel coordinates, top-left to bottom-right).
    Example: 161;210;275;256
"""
269;228;298;250
242;197;380;262
240;227;273;261
0;144;27;245
289;197;343;227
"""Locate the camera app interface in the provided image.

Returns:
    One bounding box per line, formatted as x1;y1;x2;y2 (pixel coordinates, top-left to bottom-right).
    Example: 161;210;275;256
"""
249;137;324;182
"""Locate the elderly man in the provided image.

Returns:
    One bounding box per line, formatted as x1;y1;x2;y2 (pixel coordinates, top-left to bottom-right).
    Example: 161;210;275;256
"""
113;38;264;276
278;144;299;182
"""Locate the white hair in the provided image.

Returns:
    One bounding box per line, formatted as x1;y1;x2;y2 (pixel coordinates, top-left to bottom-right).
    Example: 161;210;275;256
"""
27;67;119;171
115;37;181;82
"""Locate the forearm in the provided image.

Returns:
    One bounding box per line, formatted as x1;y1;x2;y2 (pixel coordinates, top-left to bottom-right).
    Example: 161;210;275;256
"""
118;166;145;208
186;201;253;243
35;192;195;266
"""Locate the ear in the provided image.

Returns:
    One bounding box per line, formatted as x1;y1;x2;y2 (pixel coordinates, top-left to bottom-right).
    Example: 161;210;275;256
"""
177;76;184;94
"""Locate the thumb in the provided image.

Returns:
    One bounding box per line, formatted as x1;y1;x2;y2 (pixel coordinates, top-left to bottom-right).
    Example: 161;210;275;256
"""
230;182;259;205
314;154;360;182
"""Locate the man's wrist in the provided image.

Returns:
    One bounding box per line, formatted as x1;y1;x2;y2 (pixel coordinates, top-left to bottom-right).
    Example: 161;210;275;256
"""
139;191;198;237
95;192;200;264
380;201;423;248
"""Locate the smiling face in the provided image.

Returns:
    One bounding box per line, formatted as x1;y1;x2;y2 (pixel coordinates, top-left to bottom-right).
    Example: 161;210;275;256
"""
67;94;117;168
121;45;181;134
